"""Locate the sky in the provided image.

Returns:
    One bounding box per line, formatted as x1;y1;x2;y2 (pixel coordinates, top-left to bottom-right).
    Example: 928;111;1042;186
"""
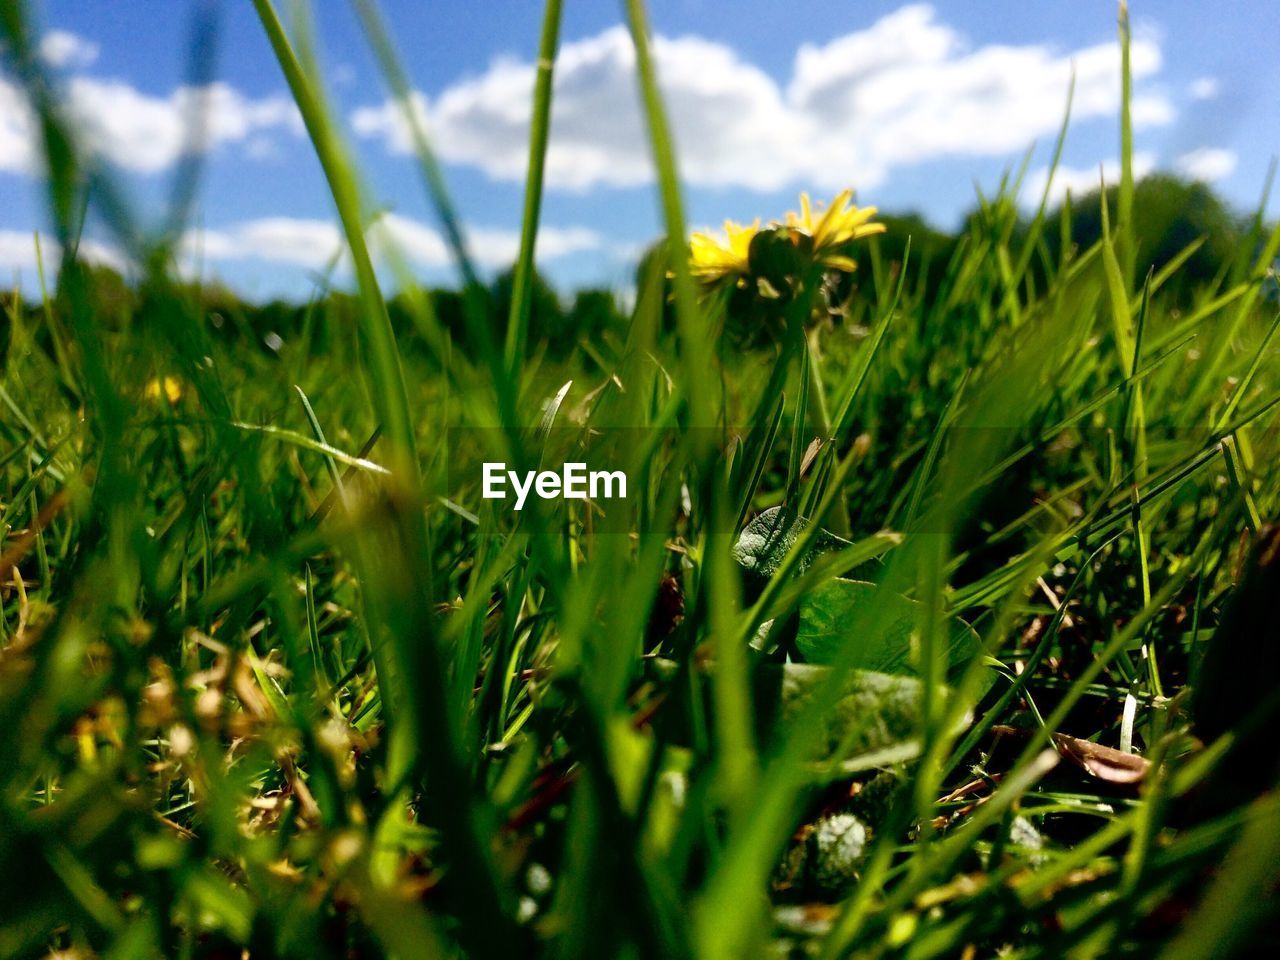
1;0;1277;301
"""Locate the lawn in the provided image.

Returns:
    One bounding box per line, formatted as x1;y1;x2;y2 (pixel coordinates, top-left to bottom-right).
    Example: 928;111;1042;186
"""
1;1;1279;957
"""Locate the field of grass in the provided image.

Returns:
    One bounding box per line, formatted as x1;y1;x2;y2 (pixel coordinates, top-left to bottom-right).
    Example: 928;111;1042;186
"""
2;1;1280;957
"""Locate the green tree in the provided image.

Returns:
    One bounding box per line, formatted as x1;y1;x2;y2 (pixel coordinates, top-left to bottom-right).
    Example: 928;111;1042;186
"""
1043;173;1247;290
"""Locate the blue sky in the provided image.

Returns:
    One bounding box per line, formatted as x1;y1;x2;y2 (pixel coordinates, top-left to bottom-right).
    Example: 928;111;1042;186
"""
2;1;1277;301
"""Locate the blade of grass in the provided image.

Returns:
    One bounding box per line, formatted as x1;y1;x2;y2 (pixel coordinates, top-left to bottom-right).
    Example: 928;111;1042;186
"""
503;0;565;373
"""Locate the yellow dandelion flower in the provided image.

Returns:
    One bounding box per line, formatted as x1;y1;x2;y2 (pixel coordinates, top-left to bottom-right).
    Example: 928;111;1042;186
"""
145;375;183;405
783;190;884;272
689;219;760;283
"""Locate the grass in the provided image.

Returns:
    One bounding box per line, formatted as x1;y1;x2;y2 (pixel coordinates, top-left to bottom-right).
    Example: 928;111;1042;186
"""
2;0;1280;957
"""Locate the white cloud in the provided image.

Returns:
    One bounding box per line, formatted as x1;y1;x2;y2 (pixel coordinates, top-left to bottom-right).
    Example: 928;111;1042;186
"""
1022;153;1156;209
352;4;1172;193
71;237;127;271
184;218;344;269
377;215;601;268
39;29;100;69
0;77;39;174
0;229;127;276
461;223;604;264
0;230;50;274
180;215;602;274
67;79;303;173
0;215;599;287
0;74;302;176
1189;76;1219;101
1175;147;1237;182
244;135;281;161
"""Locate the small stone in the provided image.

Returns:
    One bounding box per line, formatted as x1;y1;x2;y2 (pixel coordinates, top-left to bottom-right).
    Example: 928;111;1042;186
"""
527;862;553;897
810;813;868;893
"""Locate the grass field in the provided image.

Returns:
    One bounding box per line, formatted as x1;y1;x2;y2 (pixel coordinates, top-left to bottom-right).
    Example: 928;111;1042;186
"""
2;1;1280;957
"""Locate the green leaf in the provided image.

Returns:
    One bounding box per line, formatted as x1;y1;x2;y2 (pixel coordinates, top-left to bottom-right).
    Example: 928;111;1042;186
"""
646;658;933;763
794;578;979;681
731;506;851;582
754;663;928;761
